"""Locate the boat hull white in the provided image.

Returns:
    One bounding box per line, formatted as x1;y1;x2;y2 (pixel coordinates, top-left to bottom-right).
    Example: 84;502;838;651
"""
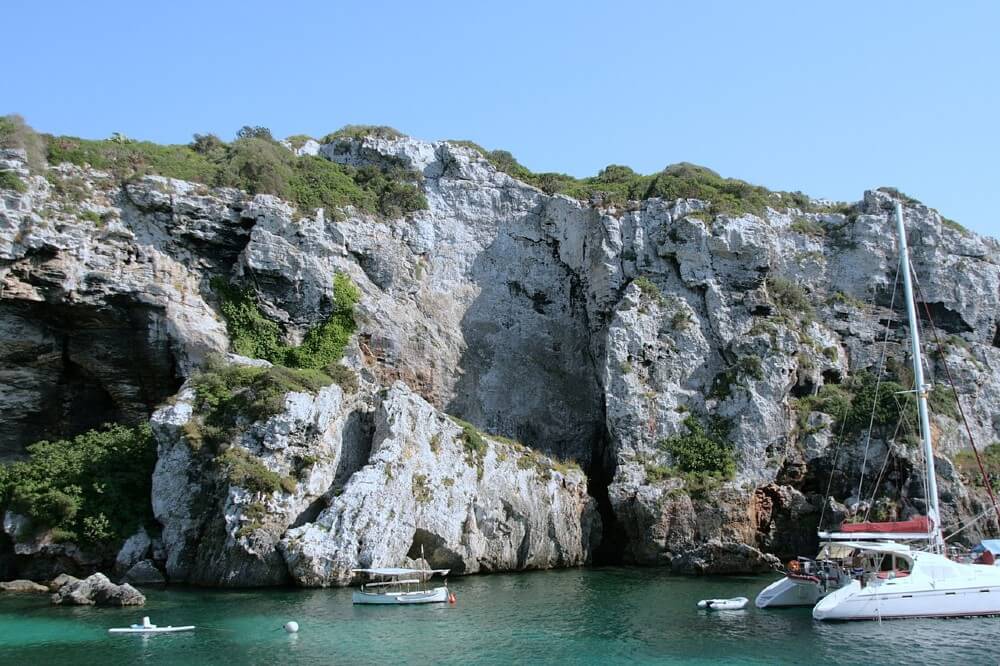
352;585;449;605
755;575;825;608
108;626;195;634
814;554;1000;621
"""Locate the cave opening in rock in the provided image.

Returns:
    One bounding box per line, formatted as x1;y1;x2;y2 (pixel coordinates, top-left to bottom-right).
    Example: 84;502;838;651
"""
0;300;183;458
588;429;626;565
790;375;817;398
334;409;376;487
821;369;842;385
916;301;972;335
406;528;465;572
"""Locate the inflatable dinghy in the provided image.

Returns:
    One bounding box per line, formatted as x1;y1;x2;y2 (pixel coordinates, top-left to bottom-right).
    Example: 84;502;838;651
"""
697;597;748;611
109;616;195;634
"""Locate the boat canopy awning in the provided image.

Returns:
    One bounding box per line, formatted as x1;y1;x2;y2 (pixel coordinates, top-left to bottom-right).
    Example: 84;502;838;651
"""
818;541;912;555
352;568;451;577
972;540;1000;555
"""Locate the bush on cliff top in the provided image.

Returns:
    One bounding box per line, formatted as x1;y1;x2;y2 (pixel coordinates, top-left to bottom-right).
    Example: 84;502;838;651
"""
0;114;46;173
450;141;822;217
0;424;155;547
320;125;403;143
42;126;426;219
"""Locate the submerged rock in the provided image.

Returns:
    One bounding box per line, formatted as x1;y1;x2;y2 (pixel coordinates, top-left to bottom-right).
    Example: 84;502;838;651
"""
50;573;146;606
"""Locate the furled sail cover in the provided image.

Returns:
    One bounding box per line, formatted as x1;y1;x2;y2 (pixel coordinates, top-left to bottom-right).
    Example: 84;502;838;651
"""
839;516;932;533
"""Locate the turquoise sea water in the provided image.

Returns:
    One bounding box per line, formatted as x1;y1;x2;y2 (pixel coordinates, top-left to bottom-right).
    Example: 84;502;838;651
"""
1;567;997;665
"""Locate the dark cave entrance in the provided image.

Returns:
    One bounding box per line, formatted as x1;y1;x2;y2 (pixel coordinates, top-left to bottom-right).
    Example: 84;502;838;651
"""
0;299;183;457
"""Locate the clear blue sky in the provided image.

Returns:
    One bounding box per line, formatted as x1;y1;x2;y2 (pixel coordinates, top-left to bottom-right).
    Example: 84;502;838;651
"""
6;1;999;237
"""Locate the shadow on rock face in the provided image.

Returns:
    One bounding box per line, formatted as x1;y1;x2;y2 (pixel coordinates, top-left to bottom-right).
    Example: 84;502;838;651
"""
0;299;182;458
444;215;605;467
406;528;466;573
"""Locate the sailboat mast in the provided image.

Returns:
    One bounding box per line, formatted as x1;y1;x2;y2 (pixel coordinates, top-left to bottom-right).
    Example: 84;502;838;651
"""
894;202;942;550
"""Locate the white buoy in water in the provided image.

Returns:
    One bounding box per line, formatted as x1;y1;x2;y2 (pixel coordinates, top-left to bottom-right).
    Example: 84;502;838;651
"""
284;621;299;634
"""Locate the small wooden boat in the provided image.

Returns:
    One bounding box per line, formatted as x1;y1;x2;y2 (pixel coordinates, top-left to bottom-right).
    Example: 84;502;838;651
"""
351;567;452;605
108;616;195;634
697;597;748;611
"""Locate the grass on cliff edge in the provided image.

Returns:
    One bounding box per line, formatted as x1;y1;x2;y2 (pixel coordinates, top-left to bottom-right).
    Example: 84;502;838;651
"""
12;116;427;219
448;141;825;217
0;424;155;549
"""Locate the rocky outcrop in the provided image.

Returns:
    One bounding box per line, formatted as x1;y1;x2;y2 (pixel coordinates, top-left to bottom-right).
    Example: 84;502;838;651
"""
0;579;48;592
50;573;145;606
150;370;370;586
151;373;598;587
2;511;102;579
123;560;165;586
280;383;599;586
4;132;1000;581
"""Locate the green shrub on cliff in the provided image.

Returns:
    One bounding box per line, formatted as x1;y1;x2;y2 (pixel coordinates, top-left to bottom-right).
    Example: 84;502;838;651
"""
288;156;376;213
210;277;286;362
189;273;361;449
43;127;427;219
187;360;338;452
218;447;296;495
0;170;27;192
284;274;361;369
954;442;1000;488
0;424;155;547
216;136;295;196
212;272;360;371
795;372;913;437
0;114;46;173
321;125;403;143
658;416;736;481
46;135;220;183
472;147;824;216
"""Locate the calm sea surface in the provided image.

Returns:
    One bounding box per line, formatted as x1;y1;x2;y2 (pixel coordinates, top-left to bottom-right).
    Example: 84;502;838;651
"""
0;567;997;665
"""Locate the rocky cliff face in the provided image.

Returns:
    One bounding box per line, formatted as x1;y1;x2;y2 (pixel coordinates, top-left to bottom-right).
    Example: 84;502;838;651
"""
2;132;999;585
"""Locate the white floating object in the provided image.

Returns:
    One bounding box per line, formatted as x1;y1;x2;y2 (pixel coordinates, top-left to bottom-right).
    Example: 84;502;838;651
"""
697;597;749;611
284;621;299;634
109;624;195;634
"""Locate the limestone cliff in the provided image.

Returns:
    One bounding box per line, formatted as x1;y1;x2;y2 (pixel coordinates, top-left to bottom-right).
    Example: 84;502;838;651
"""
1;129;999;585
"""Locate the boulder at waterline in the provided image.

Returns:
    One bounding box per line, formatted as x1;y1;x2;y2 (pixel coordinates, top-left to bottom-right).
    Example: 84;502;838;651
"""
50;573;146;606
0;579;48;593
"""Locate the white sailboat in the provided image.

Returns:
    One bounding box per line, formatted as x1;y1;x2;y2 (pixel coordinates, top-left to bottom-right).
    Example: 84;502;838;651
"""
755;518;934;608
812;202;1000;620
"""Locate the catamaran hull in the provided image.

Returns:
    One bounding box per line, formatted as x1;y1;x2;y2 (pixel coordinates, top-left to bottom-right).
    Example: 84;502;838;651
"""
352;586;449;605
755;576;825;608
814;579;1000;621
